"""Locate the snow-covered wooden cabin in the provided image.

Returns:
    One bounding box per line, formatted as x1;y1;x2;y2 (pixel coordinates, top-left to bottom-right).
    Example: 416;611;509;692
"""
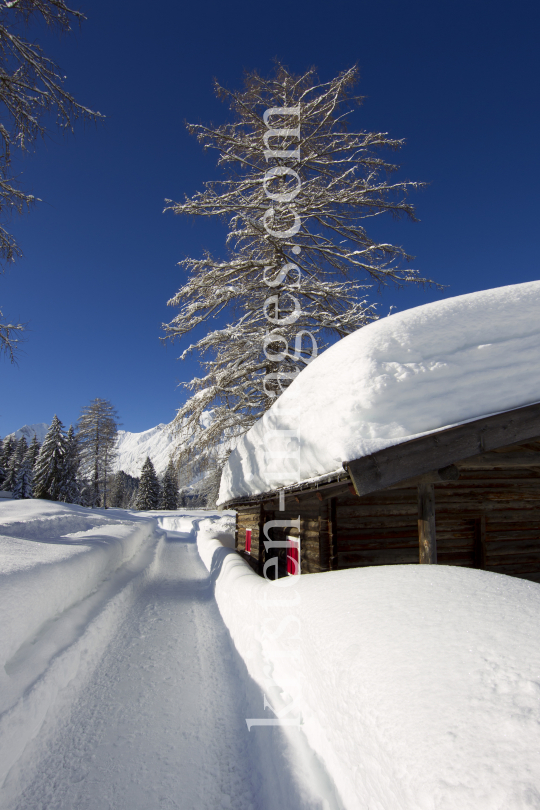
218;282;540;583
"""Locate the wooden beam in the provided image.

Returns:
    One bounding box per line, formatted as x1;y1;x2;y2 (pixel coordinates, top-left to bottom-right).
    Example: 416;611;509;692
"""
418;483;437;564
344;402;540;497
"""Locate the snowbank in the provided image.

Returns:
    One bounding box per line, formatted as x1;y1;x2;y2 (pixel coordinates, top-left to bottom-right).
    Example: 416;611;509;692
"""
0;500;163;789
151;509;236;546
0;500;159;669
219;281;540;503
198;531;540;810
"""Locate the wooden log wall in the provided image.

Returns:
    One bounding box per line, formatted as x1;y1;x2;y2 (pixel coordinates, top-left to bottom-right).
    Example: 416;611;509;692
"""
334;488;420;570
233;439;540;583
235;495;333;576
447;467;540;583
236;504;264;573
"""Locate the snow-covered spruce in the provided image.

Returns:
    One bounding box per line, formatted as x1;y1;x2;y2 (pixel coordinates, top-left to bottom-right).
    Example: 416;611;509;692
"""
108;470;139;509
25;434;41;469
136;456;160;510
2;437;27;493
12;450;33;499
33;416;66;501
1;434;41;497
59;425;82;505
159;459;178;510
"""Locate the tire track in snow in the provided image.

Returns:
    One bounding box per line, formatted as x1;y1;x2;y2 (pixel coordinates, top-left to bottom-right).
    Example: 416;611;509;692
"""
7;524;328;810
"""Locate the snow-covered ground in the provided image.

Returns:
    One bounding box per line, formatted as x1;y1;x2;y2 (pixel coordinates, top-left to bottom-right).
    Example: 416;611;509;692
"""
219;280;540;502
0;501;165;803
200;534;540;810
2;501;540;809
0;503;333;810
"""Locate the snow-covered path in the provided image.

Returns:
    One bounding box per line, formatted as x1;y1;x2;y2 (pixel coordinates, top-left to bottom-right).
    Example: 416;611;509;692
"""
8;523;322;810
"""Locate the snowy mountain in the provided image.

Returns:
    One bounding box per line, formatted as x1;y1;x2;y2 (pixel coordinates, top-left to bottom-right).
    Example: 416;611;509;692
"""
114;424;177;478
4;423;49;444
3;421;175;478
4;420;200;483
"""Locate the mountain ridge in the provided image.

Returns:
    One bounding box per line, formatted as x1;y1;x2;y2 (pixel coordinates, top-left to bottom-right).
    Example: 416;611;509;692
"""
4;422;176;478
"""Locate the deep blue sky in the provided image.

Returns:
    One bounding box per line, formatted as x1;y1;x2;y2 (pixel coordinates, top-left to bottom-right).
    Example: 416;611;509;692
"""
1;0;539;437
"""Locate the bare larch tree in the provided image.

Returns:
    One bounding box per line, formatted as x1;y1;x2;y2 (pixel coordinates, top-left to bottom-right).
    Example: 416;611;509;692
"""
77;398;119;508
164;64;434;496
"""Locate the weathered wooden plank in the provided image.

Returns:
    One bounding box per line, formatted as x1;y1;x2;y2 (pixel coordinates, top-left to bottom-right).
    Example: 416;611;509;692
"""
434;535;475;547
338;549;419;566
338;540;421;553
486;541;540;558
345;403;540;496
328;497;338;571
437;551;475;563
385;466;460;491
338;534;474;552
485;561;540;575
338;530;419;544
337;516;428;529
457;452;540;468
484;527;540;539
337;504;418;518
516;572;540;583
418;483;437;564
338;519;476;536
473;516;486;568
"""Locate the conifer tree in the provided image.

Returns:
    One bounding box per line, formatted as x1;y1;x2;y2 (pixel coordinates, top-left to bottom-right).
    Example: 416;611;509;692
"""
136;457;160;511
2;436;26;492
0;436;17;485
77;399;119;508
108;471;125;508
26;435;41;469
59;425;81;504
33;416;66;500
164;63;435;481
159;460;179;510
109;471;140;509
128;486;140;510
0;438;4;487
13;444;34;499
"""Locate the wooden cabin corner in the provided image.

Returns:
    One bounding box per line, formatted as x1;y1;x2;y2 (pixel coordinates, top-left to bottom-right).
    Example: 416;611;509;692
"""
226;402;540;584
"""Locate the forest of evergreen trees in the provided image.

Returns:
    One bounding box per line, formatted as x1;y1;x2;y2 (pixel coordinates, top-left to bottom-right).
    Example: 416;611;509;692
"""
0;407;186;511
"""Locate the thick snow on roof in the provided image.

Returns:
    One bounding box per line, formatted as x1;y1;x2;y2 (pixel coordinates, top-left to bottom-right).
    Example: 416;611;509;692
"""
219;280;540;503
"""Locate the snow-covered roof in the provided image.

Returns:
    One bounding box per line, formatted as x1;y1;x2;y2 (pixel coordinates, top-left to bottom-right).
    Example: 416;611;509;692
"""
218;281;540;504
